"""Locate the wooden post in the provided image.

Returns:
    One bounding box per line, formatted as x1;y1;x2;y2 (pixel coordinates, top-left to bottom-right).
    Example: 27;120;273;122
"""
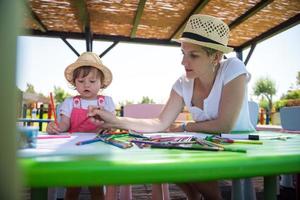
39;104;44;131
0;1;22;199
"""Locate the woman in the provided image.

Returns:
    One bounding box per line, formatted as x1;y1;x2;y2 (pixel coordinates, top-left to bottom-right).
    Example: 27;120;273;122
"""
88;14;255;200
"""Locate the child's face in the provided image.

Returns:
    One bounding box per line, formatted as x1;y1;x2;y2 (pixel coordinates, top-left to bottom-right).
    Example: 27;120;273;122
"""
75;68;102;99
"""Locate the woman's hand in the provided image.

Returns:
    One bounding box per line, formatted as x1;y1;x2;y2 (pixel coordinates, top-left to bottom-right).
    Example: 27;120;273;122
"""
46;122;63;134
167;122;185;132
88;106;118;129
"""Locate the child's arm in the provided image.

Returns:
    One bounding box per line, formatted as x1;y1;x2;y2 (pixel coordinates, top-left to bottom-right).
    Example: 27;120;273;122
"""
46;114;70;134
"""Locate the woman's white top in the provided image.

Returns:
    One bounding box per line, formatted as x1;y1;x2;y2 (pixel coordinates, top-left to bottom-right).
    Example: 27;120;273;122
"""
59;95;115;118
172;57;255;132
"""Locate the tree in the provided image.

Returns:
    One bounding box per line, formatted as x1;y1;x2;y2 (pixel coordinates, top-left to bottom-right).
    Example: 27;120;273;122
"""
253;77;276;123
139;96;155;104
25;83;35;93
297;71;300;88
53;86;71;103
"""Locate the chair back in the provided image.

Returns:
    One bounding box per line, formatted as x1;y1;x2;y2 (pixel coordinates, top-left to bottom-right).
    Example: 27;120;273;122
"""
123;104;164;118
280;106;300;131
248;101;259;128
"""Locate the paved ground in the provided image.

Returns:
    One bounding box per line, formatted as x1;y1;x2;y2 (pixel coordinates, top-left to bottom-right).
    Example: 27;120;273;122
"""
23;176;296;199
130;177;296;200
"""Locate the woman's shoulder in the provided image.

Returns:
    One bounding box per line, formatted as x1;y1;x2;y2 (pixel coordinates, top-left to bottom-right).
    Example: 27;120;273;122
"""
220;57;246;73
221;57;244;67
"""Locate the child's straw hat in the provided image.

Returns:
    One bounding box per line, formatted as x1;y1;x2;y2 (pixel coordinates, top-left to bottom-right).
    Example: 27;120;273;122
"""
64;52;112;88
173;14;233;53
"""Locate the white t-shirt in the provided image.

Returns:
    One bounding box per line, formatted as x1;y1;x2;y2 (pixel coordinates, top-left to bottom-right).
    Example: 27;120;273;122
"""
172;57;255;132
59;95;115;118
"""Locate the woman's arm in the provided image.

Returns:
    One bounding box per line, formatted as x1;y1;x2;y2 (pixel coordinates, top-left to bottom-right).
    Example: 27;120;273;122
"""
89;90;184;132
186;74;247;133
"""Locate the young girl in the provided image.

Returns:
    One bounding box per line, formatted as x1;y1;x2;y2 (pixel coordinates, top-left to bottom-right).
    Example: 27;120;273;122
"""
46;52;116;200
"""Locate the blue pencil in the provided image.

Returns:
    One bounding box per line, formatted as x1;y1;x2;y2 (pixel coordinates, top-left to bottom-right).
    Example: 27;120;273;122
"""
76;138;102;145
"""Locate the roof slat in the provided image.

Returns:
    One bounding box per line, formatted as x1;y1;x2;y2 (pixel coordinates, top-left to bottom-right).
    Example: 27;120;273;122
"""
229;0;274;30
171;0;210;39
237;13;300;51
230;0;300;48
22;0;300;51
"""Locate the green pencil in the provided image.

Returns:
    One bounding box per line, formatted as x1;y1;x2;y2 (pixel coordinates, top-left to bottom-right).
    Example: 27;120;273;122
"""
222;147;247;153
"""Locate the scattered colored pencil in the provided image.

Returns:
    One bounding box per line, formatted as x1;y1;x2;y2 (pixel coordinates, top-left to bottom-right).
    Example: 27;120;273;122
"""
76;137;102;145
37;135;71;139
232;140;263;145
49;92;58;125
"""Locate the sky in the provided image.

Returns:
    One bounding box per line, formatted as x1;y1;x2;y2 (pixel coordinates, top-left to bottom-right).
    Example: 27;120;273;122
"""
16;24;300;106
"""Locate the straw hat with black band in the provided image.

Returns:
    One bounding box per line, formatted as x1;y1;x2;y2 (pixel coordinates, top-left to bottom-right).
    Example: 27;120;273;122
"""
173;14;233;54
64;52;113;89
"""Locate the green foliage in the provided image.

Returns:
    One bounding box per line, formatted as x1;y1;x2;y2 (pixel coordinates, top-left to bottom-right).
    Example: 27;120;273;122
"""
25;83;35;93
281;89;300;100
258;97;269;110
139;96;155;104
53;86;71;103
274;72;300;111
297;71;300;86
274;100;288;111
253;77;276;114
253;77;276;101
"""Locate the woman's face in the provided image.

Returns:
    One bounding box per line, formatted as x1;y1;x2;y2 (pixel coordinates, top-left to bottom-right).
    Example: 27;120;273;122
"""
75;68;102;99
181;42;214;79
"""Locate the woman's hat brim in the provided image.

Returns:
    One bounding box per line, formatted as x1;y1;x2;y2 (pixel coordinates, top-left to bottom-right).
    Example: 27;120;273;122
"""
172;38;233;54
64;61;112;89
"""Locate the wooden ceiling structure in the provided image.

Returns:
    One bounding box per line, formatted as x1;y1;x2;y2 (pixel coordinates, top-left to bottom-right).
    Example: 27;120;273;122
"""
23;0;300;58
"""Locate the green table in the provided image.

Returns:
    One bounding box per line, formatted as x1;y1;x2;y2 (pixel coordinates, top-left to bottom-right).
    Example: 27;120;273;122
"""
19;131;300;199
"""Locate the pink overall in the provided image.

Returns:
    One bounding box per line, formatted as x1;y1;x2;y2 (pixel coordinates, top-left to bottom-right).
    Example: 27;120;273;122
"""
69;95;105;133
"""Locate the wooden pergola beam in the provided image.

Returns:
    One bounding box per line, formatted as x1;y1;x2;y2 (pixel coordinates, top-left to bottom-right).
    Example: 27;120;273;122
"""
171;0;210;39
131;0;147;38
100;41;119;58
73;0;89;31
236;13;300;51
28;30;180;46
73;0;92;51
229;0;274;30
60;37;80;57
244;43;256;66
25;1;47;32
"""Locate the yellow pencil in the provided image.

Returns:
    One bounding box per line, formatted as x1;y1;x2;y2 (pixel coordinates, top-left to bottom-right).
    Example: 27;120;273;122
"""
233;140;263;145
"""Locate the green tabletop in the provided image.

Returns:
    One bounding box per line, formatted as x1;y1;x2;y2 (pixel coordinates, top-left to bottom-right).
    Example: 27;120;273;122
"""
18;131;300;188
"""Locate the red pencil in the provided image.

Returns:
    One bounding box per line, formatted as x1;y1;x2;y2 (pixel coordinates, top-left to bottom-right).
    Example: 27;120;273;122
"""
50;92;58;125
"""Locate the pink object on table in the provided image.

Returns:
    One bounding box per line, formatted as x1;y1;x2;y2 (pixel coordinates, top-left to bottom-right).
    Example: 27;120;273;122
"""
37;135;71;139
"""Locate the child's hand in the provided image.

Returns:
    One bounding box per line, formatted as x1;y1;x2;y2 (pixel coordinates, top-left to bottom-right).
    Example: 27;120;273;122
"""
46;122;63;134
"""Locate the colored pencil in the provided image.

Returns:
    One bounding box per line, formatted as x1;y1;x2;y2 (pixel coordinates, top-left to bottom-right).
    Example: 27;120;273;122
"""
37;135;71;139
231;140;263;145
76;138;102;145
49;92;58;125
151;144;221;151
106;139;133;149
